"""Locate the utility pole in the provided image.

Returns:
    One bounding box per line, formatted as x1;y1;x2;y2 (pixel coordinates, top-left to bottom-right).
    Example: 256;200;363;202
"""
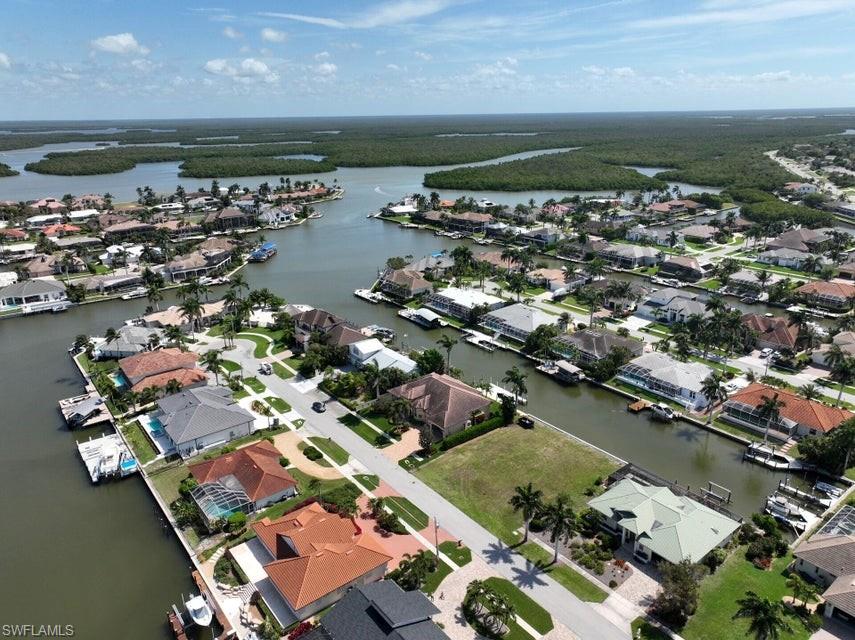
434;518;440;569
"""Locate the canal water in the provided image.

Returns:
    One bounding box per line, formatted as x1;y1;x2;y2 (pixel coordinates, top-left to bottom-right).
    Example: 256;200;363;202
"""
0;144;790;637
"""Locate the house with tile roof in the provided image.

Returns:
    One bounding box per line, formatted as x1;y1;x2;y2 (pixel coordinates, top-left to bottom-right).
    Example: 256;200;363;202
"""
480;303;557;343
153;386;255;458
188;440;297;527
93;325;164;359
597;243;662;269
386;373;492;441
797;281;855;311
679;224;717;244
757;247;813;270
727;269;783;293
0;278;68;312
741;314;799;352
587;478;740;564
379;268;432;300
794;530;855;623
617;352;714;410
813;331;855;367
118;347;207;394
142;300;227;332
658;255;709;282
252;502;392;620
555;328;645;364
204;207;257;231
721;383;853;439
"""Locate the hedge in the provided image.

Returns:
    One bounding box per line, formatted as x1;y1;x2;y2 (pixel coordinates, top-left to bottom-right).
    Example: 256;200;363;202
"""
438;416;505;451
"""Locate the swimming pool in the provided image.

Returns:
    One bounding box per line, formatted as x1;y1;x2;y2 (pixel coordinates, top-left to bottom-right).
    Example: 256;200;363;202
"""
109;371;128;389
138;414;174;455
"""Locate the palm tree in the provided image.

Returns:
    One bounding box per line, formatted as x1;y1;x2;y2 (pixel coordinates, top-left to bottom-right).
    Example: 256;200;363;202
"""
541;495;576;563
386;398;414;427
831;357;855;407
755;269;771;294
501;247;518;272
230;273;249;300
509;482;543;543
605;280;633;315
785;573;817;607
146;283;163;311
757;393;786;443
502;366;528;404
798;383;822;402
584;257;607;280
200;349;224;385
732;591;792;640
557;311;573;333
506;272;527;301
436;334;458;373
701;371;728;424
164;325;186;351
179;298;203;336
104;327;118;343
164;378;183;396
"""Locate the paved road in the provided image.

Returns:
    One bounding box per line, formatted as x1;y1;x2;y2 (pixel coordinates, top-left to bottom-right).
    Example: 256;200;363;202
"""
215;339;629;640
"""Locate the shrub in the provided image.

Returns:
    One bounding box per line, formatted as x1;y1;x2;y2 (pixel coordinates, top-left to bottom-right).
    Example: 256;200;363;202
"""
227;511;247;533
377;510;407;535
438;416;505;451
322;483;362;516
178;476;198;497
279;456;290;467
703;548;727;574
214;556;238;586
303;445;323;461
609;580;618;589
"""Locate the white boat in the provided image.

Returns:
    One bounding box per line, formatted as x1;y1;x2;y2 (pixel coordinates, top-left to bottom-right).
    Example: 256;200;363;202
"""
121;287;147;300
650;402;676;422
77;433;137;483
354;288;384;304
185;594;213;627
764;493;813;532
398;307;448;328
464;334;496;352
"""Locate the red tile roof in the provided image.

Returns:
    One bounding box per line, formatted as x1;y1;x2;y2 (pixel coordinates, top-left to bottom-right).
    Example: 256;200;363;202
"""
797;281;855;300
728;383;853;433
388;373;491;433
131;367;208;393
189;440;296;502
119;347;198;384
741;314;799;350
43;223;81;237
253;503;391;610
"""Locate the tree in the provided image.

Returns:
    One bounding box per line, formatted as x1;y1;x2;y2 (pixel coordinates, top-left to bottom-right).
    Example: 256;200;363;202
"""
797;419;855;475
785;573;818;607
229;273;249;300
652;560;708;629
757;393;786;443
585;257;606;280
500;394;517;425
509;482;543;543
502;366;528;404
541;495;576;563
386;397;414;427
732;591;792;640
523;324;559;359
829;355;855;407
164;325;186;351
436;334;458;373
164;378;183;395
200;349;224;385
179;297;203;336
577;286;606;327
557;311;573;333
415;348;445;375
387;551;433;591
798;383;821;402
701;371;728;424
506;271;527;301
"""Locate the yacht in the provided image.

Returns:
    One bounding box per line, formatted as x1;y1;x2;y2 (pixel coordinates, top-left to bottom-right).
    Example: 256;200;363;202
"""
184;594;213;627
120;287;148;300
650;403;676;422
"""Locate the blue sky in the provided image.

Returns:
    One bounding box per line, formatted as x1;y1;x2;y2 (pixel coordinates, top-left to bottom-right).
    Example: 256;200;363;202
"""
1;0;855;120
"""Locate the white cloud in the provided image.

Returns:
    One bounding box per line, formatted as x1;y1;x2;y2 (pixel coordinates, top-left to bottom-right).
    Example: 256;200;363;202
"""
204;57;279;83
315;62;338;75
261;27;287;42
631;0;855;29
414;51;432;61
0;52;10;70
474;57;518;78
582;65;606;76
582;65;635;78
314;51;331;60
259;0;453;30
90;33;150;56
222;26;242;39
130;58;158;73
387;63;401;71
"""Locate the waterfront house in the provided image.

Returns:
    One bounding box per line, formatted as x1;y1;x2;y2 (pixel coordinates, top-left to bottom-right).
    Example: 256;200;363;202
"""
301;580;450;640
495;206;539;225
521;227;562;248
587;478;740;564
26;213;64;228
118;347;207;394
102;220;155;242
153;386;255;458
587;279;648;313
757;247;812;270
657;255;709;282
386;373;491;441
27;197;67;216
349;338;417;374
143;300;226;332
617;352;713;410
740;314;799;352
84;273;144;295
0;278;68;312
186;195;219;211
95;212;130;230
648;200;705;217
406;254;455;278
24;253;86;278
188;440;297;528
812;331;855;367
597;244;662;269
378;268;432;300
679;224;717;244
155;219;203;238
252;502;392;620
475;250;510;272
94;325;164;359
164;247;231;282
424;287;504;321
721;383;853;439
625;224;684;248
727;269;783;293
290;307;356;350
204;207;257;231
635;288;707;324
71;194;106;210
526;267;586;293
259;205;298;227
480;303;557;343
443;211;493;233
793;510;855;624
767;228;831;253
554;329;644;364
784;182;819;195
797;281;855;311
52;235;103;253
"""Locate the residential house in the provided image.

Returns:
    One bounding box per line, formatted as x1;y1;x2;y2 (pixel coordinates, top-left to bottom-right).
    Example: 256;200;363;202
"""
648;200;705;217
424;287;504;321
23;253;85;278
556;239;609;261
797;281;855;311
526;268;585;293
84;273;144;295
259;205;299;227
118;347;208;394
618;352;714;410
102;220;155;242
71;194;106;210
480;303;557;343
0;279;68;312
186;195;219;211
756;247;812;270
443;211;493;233
155;219;203;238
784;182;818;195
164;248;232;282
636;288;708;324
349;338;417;374
741;314;799;352
838;257;855;281
0;228;27;241
27;197;67;216
475;250;509;271
95;212;130;230
291;307;348;349
142;300;226;332
722;383;853;439
658;256;709;282
52;235;103;253
626;224;684;248
26;213;64;228
406;254;455;279
521;227;562;248
587;478;740;564
727;269;782;293
251;502;392;620
188;440;298;528
204;207;257;231
495;206;539;225
813;331;855;367
554;329;644;364
42;223;82;238
767;228;831;253
541;203;574;219
587;279;648;313
597;244;662;269
379;269;432;300
94;325;164;359
386;373;491;441
679;224;717;244
153;386;255;458
302;580;451;640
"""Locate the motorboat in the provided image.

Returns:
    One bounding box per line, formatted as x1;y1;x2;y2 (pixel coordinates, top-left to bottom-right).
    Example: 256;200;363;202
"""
764;493;812;532
650;402;676;422
354;289;384;304
120;286;148;300
185;594;213;627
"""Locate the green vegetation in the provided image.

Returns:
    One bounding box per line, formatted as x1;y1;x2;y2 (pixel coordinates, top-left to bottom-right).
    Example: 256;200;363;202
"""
148;463;191;505
121;421;158;465
307;436;350;465
439;540;472;567
384;496;430;531
178;157;335;178
518;542;608;603
421;555;454;595
338;413;393;447
0;162;18;177
416;425;618;543
264;396;291;413
243;376;266;394
272;362;295;379
631;618;670;640
254;467;352;521
237;333;271;358
483;577;554;634
220;359;241;373
353;474;379;490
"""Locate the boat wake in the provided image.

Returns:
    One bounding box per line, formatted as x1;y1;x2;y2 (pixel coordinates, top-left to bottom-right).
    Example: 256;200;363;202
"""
374;186;393;196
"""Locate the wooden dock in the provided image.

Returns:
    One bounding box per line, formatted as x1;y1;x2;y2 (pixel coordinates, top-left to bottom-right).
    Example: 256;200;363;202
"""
627;399;649;413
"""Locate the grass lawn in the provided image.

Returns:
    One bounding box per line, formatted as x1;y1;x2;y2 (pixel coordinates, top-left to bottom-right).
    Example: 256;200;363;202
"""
359;409;398;433
682;548;810;640
265;395;291;413
416;425;618;544
339;413;393;447
631;618;670;640
385;496;430;531
439;541;472;567
353;474;379;490
272;362;294;379
244;377;266;394
221;359;241;373
122;421;157;465
484;577;554;635
233;386;249;400
148;463;191;505
308;436;349;465
518;542;608;603
254;468;350;521
698;279;722;291
237;333;271;358
421;552;454;595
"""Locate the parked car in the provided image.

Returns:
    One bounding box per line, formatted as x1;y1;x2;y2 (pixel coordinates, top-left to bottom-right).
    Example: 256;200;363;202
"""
259;363;273;375
312;401;326;413
759;348;775;358
518;416;534;429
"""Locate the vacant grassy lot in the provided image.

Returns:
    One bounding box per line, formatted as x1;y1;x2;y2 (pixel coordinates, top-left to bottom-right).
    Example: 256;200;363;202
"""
519;542;608;603
682;548;809;640
148;463;191;505
416;426;618;543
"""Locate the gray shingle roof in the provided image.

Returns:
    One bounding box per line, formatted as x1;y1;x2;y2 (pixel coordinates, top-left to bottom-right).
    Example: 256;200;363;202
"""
559;329;643;360
156;386;254;446
0;278;66;298
794;535;855;577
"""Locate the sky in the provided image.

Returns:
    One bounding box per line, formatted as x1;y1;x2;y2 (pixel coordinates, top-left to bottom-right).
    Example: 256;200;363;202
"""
1;0;855;120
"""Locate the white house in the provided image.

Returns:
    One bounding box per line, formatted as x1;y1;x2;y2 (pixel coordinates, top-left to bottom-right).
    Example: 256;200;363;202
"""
784;182;818;195
617;352;713;410
0;279;69;313
26;213;64;228
259;206;298;227
349;338;417;374
67;209;100;223
425;287;504;320
480;303;556;343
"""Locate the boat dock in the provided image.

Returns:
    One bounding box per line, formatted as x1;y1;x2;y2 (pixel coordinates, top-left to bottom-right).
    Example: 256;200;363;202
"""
398;307;448;328
536;360;585;384
463;329;500;352
59;391;111;429
354;288;386;304
627;399;650;413
77;432;138;483
743;442;809;471
777;478;832;509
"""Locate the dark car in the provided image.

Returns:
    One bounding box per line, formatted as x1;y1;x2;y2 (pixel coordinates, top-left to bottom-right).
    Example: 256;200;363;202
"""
518;416;534;429
312;401;326;413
